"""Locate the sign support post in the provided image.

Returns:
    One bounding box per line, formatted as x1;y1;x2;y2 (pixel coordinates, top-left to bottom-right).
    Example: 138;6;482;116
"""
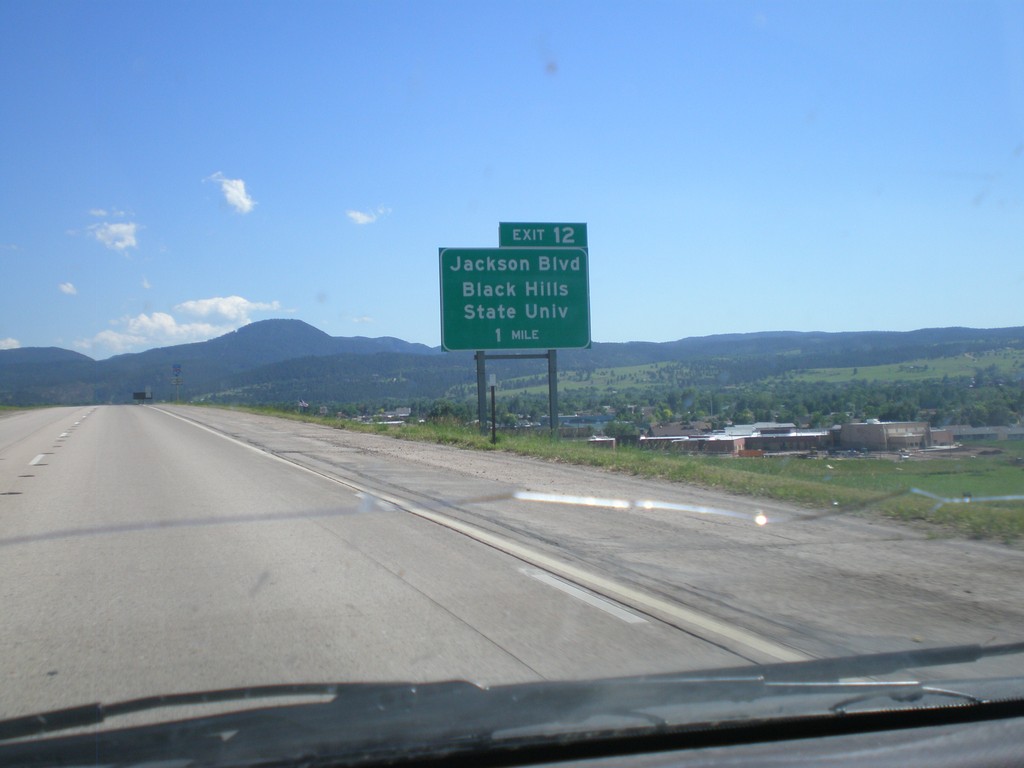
475;351;487;435
473;349;559;436
172;364;182;403
548;349;558;436
488;373;497;444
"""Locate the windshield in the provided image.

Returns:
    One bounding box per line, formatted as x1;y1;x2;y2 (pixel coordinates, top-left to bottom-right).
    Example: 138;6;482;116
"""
1;1;1022;765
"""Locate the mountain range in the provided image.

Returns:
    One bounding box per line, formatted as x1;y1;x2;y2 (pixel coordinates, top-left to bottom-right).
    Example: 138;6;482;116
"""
1;319;1021;407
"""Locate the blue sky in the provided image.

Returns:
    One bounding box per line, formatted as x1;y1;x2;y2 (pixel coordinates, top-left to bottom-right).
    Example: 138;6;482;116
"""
1;1;1021;358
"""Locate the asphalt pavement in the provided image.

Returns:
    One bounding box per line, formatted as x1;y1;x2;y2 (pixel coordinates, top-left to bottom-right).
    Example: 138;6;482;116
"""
0;405;747;720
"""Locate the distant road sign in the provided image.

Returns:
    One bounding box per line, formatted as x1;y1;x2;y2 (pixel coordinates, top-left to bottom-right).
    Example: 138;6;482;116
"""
439;247;590;351
499;222;587;248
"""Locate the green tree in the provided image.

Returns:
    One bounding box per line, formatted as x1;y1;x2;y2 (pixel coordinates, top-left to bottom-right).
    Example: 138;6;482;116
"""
427;399;470;423
604;420;641;444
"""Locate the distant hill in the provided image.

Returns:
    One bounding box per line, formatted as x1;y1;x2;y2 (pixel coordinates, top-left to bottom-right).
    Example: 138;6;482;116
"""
560;327;1024;371
1;320;1021;406
0;347;94;365
207;351;477;405
0;319;439;405
103;318;436;372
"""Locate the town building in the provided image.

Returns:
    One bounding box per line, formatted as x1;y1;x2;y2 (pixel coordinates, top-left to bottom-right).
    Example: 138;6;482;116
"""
837;420;932;451
641;422;831;456
947;425;1024;442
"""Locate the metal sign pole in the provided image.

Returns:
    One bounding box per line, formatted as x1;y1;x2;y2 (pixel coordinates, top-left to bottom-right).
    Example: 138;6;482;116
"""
475;351;559;437
490;379;497;444
475;351;488;435
548;349;558;438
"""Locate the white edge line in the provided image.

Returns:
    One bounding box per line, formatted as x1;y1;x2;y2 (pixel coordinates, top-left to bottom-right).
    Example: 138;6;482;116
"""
153;408;330;478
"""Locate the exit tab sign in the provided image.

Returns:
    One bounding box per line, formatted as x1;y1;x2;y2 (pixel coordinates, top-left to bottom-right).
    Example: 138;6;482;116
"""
499;222;587;248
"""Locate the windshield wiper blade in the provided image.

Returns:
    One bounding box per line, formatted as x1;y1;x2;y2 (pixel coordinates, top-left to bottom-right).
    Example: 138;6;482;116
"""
827;683;986;714
746;639;1024;683
489;641;1024;715
0;683;349;742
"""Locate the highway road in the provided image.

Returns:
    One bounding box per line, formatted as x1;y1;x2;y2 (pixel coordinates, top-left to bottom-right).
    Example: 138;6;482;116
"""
2;405;1023;722
0;405;744;720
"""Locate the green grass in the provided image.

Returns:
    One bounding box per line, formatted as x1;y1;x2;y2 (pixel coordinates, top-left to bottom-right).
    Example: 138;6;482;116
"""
498;362;689;396
707;449;1024;539
222;404;1024;544
0;405;46;414
790;348;1024;383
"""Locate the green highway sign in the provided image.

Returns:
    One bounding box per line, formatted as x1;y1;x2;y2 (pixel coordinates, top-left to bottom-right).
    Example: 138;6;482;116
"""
498;222;588;248
439;247;590;351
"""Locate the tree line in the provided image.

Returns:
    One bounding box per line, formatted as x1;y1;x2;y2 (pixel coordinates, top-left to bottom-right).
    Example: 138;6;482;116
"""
272;367;1021;435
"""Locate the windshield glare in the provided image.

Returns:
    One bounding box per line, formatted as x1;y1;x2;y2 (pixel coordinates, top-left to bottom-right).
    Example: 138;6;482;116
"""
0;0;1022;763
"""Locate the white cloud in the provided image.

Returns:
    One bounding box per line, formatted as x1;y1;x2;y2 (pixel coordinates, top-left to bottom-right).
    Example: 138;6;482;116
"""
0;337;20;350
59;282;77;295
175;295;281;322
206;172;256;214
89;207;127;218
89;221;138;251
77;313;222;354
141;277;152;289
351;315;374;324
346;206;391;225
75;295;281;356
